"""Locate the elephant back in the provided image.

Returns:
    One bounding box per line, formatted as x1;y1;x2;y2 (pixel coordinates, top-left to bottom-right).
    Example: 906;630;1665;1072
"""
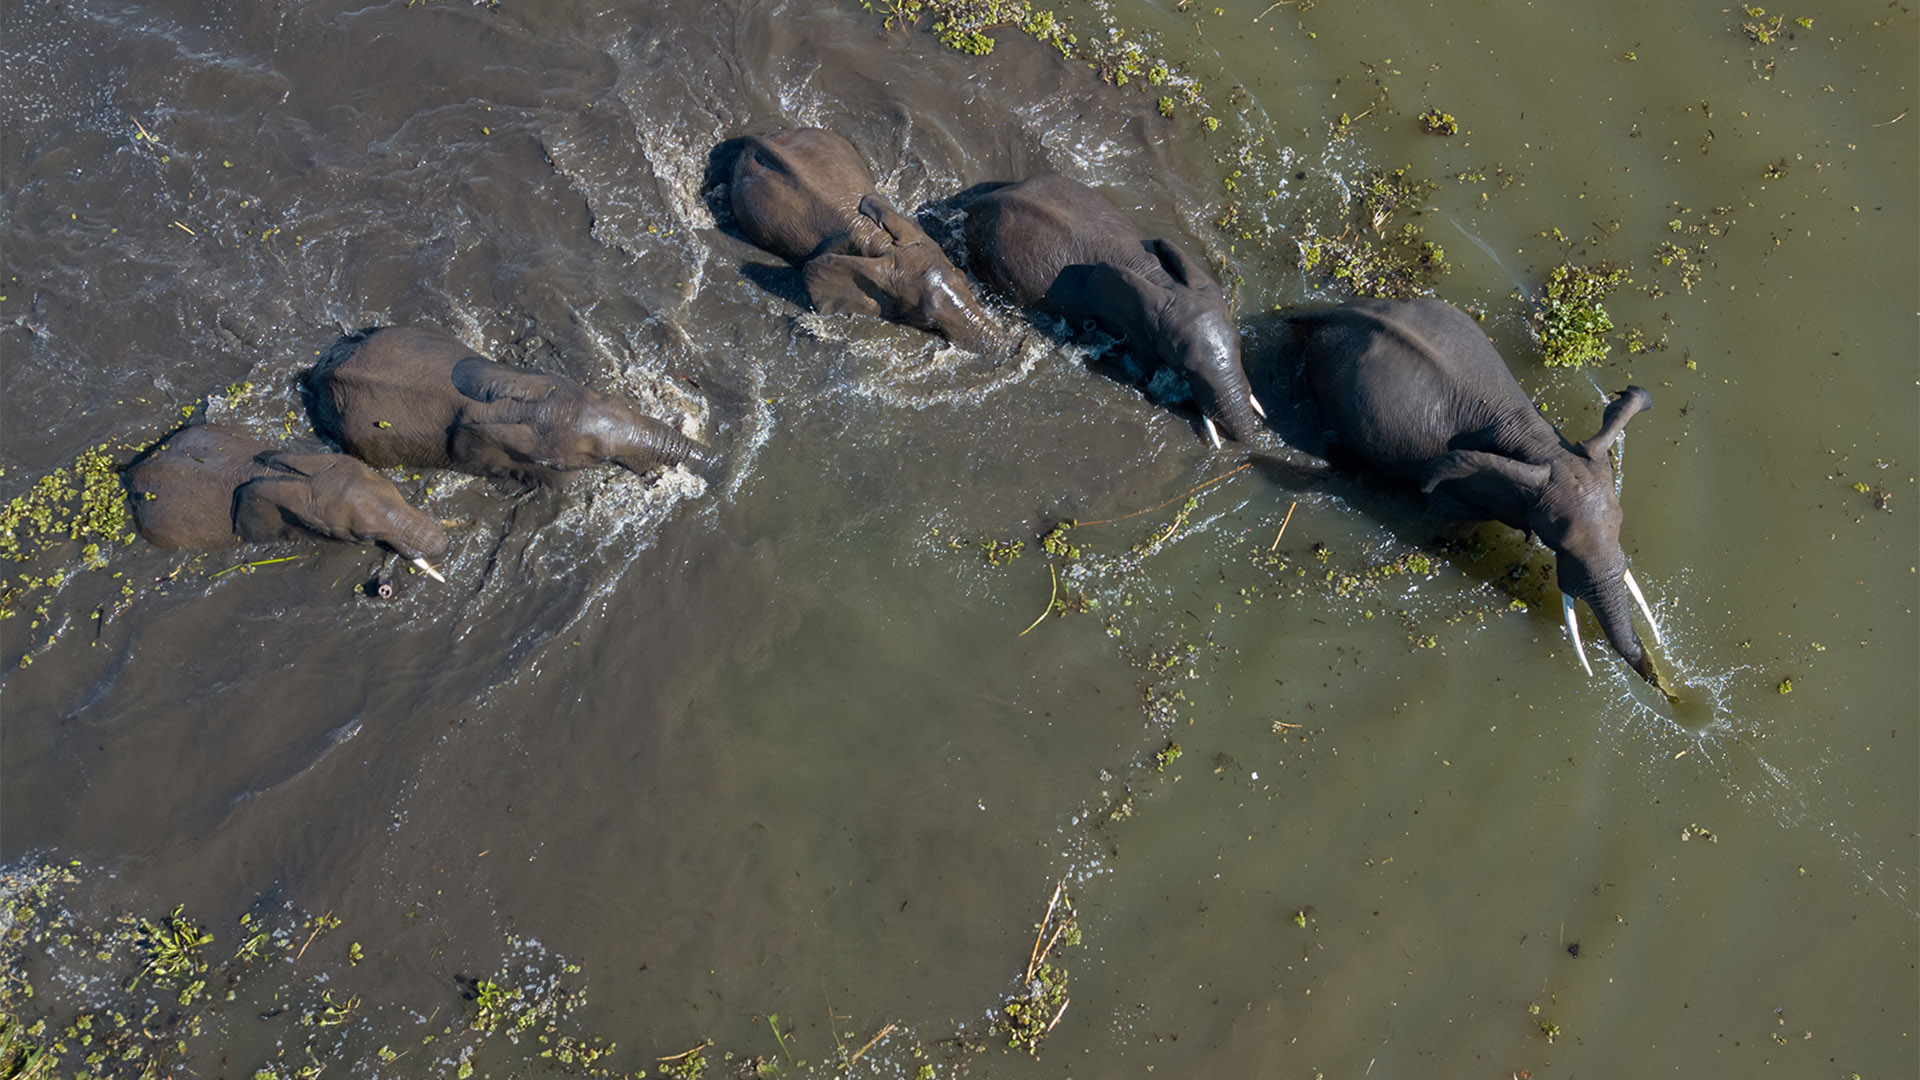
730;129;879;265
125;424;274;548
1295;299;1545;470
960;175;1171;307
308;325;472;469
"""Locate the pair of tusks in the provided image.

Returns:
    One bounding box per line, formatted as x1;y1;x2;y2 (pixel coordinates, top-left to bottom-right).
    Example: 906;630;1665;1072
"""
1202;394;1269;449
1561;569;1663;677
410;556;447;583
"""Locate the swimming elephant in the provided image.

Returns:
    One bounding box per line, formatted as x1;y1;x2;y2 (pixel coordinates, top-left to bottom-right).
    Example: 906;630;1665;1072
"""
126;424;448;580
1285;297;1663;686
953;173;1264;447
727;128;997;350
306;325;718;488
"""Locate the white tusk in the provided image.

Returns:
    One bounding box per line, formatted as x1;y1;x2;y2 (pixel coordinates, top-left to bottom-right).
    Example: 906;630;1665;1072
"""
1622;569;1662;647
1250;394;1268;419
410;556;447;583
1562;592;1594;677
1204;415;1223;449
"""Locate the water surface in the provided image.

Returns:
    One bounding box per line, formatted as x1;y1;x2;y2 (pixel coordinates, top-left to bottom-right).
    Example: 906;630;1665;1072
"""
2;1;1912;1077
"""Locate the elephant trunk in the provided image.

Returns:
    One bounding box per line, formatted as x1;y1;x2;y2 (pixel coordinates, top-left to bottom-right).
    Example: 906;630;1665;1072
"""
940;300;999;354
612;413;722;479
1177;311;1263;444
1566;564;1658;688
380;513;451;564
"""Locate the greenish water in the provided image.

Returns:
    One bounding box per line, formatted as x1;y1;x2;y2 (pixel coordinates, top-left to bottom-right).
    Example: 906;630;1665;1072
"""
1;1;1912;1077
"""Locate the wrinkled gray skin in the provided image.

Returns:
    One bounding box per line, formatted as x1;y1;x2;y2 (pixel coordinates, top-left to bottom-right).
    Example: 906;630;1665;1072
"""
307;325;718;487
729;129;996;350
1289;297;1660;686
126;424;449;563
955;173;1261;444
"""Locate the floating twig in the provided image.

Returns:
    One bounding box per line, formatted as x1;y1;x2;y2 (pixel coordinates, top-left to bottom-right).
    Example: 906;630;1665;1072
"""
657;1040;711;1063
170;221;196;236
1044;996;1071;1033
849;1022;897;1064
1270;500;1298;550
210;554;302;579
1024;879;1066;983
1253;1;1297;22
294;909;333;960
1073;462;1252;529
1873;108;1908;127
1019;564;1059;637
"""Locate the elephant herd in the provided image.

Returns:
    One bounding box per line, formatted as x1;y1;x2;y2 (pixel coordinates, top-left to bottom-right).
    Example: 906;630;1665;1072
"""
123;127;1664;686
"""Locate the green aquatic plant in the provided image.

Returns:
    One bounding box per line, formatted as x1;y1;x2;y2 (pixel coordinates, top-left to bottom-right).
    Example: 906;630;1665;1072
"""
996;881;1078;1057
1153;741;1182;771
1294;168;1448;299
865;2;1220;126
1535;262;1627;368
126;906;212;1001
658;1043;710;1079
979;537;1025;567
1417;107;1459;135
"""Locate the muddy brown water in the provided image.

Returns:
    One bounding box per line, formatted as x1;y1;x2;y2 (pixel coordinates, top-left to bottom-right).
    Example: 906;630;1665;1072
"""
1;1;1913;1076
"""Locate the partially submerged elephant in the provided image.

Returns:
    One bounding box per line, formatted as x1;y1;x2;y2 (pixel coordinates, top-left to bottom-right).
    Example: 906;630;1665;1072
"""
727;128;997;350
954;173;1264;447
126;424;448;580
1285;297;1663;686
306;325;718;488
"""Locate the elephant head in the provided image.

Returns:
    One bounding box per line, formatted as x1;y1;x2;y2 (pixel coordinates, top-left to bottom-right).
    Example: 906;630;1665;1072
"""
1090;239;1264;446
1420;387;1661;685
801;196;998;352
235;453;451;577
128;424;449;580
448;357;721;482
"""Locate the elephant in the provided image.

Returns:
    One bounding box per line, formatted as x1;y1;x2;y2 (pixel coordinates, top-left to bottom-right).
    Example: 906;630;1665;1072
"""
726;128;997;350
306;325;719;488
952;173;1264;447
1284;297;1664;686
125;424;449;581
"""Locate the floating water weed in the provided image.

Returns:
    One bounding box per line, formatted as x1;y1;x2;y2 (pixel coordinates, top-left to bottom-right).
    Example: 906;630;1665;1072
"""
1536;262;1627;368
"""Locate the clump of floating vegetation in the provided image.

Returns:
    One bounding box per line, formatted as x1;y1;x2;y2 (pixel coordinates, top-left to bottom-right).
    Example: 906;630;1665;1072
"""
1738;6;1812;46
1534;261;1628;368
862;1;1218;126
1;442;143;642
1294;167;1449;298
2;861;728;1080
1417;107;1459;135
996;880;1079;1057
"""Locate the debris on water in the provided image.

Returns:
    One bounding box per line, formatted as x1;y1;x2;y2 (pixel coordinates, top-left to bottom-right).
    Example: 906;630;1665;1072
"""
997;879;1079;1057
1535;261;1628;368
1417;108;1459;135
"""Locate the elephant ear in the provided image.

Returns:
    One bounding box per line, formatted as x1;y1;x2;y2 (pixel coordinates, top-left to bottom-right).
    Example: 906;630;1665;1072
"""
1083;262;1167;330
801;254;891;318
1146;238;1217;291
451;356;557;405
450;421;545;464
260;452;339;479
855;194;922;252
231;475;318;543
1418;450;1550;529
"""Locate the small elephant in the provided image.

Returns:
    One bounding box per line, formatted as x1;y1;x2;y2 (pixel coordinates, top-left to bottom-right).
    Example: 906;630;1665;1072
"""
727;129;997;350
306;325;718;488
126;424;448;580
1286;297;1663;685
954;173;1264;447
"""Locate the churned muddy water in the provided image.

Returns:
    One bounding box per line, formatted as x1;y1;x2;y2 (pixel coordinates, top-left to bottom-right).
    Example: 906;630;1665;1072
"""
1;1;1913;1077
